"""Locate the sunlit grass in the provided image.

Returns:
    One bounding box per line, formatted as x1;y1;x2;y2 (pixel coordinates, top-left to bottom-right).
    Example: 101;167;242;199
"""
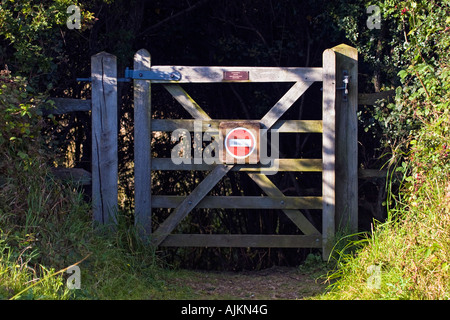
318;174;450;300
0;156;176;300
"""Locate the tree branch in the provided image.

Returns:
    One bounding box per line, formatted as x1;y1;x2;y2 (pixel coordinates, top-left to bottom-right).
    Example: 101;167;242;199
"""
137;0;210;37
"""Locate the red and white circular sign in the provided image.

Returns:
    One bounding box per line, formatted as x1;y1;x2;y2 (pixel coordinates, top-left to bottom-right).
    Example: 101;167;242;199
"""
224;127;256;159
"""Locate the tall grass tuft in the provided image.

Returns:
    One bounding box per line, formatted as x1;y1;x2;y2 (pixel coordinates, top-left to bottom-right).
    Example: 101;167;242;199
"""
320;173;449;300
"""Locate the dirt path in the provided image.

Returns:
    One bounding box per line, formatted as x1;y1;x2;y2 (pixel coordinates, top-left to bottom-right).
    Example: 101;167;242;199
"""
165;266;328;300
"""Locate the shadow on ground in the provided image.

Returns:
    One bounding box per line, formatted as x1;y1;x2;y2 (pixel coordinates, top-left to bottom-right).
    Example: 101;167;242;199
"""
162;266;328;300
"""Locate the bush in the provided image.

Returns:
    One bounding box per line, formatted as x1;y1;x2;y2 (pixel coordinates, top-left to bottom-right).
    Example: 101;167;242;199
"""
0;0;95;89
320;0;450;300
0;69;47;169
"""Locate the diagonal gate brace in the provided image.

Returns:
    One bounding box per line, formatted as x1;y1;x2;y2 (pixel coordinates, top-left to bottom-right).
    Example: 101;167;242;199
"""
152;80;317;246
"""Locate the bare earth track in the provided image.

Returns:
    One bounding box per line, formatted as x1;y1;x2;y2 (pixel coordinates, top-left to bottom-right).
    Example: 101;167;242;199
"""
165;266;327;300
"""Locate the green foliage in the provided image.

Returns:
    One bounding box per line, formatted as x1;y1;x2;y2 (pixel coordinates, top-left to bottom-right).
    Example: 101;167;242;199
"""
0;0;95;88
0;54;165;299
321;0;450;300
367;1;449;147
0;69;48;172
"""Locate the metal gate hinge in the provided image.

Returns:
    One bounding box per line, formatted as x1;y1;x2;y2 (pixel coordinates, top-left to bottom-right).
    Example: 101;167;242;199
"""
124;67;182;81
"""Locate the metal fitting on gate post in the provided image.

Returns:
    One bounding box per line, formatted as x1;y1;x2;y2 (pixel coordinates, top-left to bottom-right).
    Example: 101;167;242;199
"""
336;70;349;101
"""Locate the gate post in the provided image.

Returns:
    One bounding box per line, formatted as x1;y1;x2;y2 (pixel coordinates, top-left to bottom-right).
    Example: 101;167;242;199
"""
334;44;358;236
91;52;118;225
133;49;152;239
322;44;358;260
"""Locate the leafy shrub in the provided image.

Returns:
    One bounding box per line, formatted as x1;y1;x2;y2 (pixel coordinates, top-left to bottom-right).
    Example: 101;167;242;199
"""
322;0;450;300
0;0;95;89
0;69;46;169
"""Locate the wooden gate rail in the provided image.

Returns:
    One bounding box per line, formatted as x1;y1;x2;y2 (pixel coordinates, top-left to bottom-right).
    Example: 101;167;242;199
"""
141;66;323;83
151;196;322;209
160;234;321;248
150;159;323;172
151;119;323;133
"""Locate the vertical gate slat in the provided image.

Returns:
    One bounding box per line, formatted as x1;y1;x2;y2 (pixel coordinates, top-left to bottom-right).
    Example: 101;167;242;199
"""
333;44;358;235
91;52;118;225
134;49;152;239
322;49;337;260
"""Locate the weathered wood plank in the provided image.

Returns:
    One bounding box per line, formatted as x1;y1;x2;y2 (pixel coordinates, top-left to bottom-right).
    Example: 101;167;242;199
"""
42;98;91;115
163;84;211;120
259;81;314;129
333;44;358;235
358;90;394;105
152;164;233;246
134;49;152;239
51;168;392;186
146;63;325;250
151;158;322;172
160;234;322;248
152;195;323;209
91;52;118;225
151;119;323;133
147;66;323;83
271;119;322;133
246;173;321;235
44;92;393;115
43;93;392;114
322;47;337;260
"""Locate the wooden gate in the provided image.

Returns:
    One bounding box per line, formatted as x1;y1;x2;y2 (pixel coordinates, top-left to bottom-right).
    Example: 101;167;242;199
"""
90;44;358;260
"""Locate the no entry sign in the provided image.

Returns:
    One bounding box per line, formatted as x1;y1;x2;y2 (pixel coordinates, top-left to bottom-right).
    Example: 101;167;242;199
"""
220;121;260;164
225;127;256;159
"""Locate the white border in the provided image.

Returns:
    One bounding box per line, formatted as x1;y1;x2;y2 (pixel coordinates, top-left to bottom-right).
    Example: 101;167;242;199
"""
224;127;256;159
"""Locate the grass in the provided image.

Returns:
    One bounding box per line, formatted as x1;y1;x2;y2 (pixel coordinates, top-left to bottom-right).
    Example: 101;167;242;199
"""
2;154;448;300
4;158;447;300
318;173;450;300
0;153;180;300
0;153;329;300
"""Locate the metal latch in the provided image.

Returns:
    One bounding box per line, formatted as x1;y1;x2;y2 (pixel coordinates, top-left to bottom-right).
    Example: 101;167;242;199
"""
336;70;349;101
124;68;182;81
319;70;349;101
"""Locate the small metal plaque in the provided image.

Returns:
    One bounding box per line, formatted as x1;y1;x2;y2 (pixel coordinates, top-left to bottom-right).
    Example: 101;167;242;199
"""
223;71;249;81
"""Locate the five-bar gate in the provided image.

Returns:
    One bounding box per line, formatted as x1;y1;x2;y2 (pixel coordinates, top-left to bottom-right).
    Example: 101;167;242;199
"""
90;44;358;260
